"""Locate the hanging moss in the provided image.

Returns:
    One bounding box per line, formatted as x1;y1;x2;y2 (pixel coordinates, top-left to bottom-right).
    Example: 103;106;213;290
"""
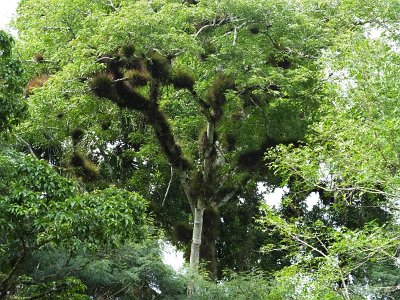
206;75;235;120
106;58;124;78
249;25;260;34
230;111;244;121
34;52;44;62
146;108;190;170
82;159;100;180
70;153;100;180
225;133;236;151
189;171;203;197
24;74;49;97
126;57;146;71
268;84;281;91
114;82;149;111
198;126;208;152
71;153;85;167
71;128;85;144
277;59;291;69
146;51;171;81
241;87;266;107
91;48;190;171
173;222;192;244
124;89;149;110
183;0;198;6
101;120;111;130
119;44;135;58
237;138;298;170
207;75;235;106
199;40;218;61
267;54;291;69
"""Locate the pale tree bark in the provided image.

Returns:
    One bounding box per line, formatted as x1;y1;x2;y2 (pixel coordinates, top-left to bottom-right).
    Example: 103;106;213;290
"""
189;202;205;271
187;201;205;295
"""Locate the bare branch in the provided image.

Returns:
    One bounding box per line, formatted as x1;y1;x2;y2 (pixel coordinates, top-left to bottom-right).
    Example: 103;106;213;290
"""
15;135;37;158
180;171;195;214
162;165;174;207
218;190;237;207
108;0;117;11
194;16;230;37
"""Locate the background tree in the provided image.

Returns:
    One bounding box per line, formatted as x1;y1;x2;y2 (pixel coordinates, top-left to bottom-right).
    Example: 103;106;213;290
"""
0;30;26;133
263;1;400;298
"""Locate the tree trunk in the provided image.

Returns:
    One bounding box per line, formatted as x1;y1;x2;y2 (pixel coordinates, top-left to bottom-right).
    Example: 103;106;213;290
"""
187;202;205;295
189;202;205;272
201;206;220;280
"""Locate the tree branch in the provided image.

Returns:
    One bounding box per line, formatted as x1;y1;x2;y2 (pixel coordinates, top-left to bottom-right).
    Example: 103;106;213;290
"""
232;26;238;45
0;237;27;293
190;89;212;120
15;135;37;158
194;16;230;37
180;171;195;214
218;190;237;207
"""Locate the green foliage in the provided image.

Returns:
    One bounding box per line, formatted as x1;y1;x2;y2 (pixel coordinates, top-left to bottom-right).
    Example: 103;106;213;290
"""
10;276;89;300
7;0;354;283
13;0;327;174
40;187;150;249
186;270;272;300
0;31;26;131
0;150;151;297
22;241;187;299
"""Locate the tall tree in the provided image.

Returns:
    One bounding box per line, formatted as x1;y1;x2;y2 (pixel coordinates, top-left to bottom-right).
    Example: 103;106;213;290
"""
13;0;332;277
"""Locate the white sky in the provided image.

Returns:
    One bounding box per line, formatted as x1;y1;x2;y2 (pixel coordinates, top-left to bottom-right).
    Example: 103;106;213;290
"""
0;0;20;30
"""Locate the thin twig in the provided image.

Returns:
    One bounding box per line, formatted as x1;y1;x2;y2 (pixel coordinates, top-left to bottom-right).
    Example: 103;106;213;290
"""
162;165;174;206
108;0;117;11
232;26;238;45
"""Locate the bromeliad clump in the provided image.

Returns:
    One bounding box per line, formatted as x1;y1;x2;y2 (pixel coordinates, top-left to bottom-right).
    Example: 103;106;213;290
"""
90;73;116;99
146;51;171;81
171;69;195;91
124;69;151;87
71;128;85;146
70;153;100;180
